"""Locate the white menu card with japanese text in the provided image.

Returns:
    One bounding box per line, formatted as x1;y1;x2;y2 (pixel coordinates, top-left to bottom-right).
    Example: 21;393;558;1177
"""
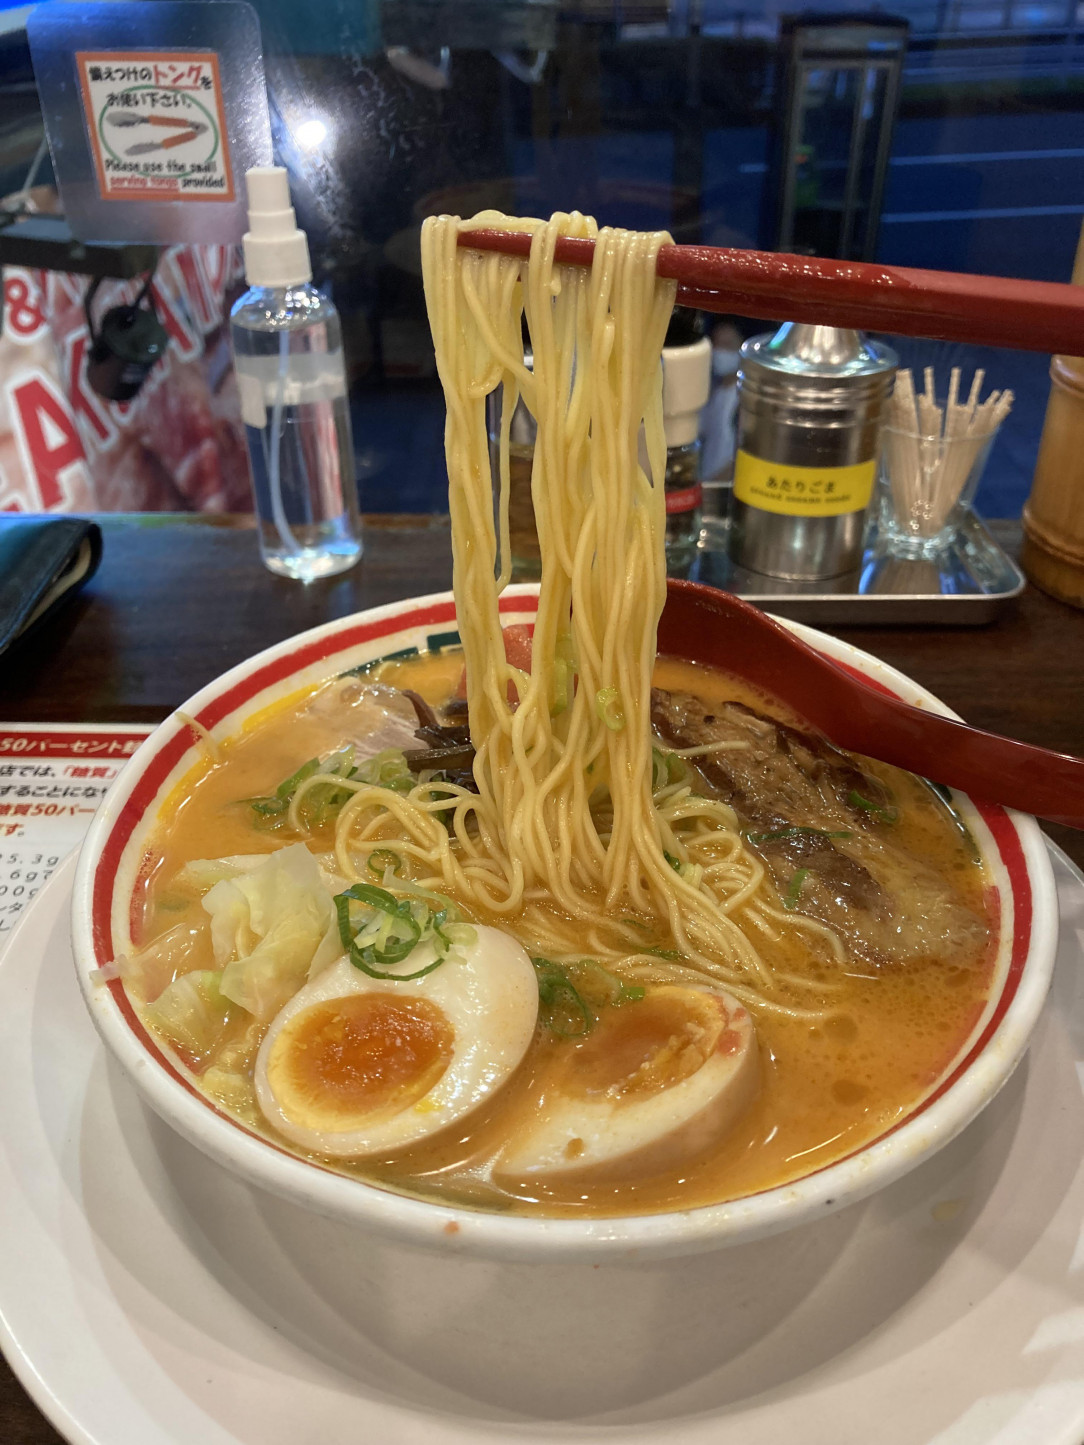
0;723;153;942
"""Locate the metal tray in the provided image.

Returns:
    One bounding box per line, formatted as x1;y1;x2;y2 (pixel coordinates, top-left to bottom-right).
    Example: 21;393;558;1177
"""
687;510;1026;625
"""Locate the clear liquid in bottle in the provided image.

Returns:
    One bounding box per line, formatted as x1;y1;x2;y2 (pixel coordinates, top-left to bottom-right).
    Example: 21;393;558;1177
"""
231;283;361;582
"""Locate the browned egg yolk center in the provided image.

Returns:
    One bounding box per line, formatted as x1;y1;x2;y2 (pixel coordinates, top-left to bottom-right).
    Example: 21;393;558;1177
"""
563;989;730;1099
268;993;455;1131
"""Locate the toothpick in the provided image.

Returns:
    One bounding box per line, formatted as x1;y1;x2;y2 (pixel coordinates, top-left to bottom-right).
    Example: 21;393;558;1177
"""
882;365;1011;542
967;369;984;422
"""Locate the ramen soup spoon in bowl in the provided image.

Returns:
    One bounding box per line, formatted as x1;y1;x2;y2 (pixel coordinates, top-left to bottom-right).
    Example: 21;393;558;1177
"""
70;583;1059;1262
662;582;1084;831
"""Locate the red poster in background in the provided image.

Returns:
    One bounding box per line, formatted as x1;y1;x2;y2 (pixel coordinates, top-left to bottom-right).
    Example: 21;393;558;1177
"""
0;242;252;513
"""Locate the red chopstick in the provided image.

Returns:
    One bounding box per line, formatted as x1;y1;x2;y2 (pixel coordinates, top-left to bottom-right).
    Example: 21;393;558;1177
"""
458;229;1084;355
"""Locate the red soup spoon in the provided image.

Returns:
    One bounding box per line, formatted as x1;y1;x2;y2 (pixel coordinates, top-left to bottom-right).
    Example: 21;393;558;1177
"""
658;580;1084;830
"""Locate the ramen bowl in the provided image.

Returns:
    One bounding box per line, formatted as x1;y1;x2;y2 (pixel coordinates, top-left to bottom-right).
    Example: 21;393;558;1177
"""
70;584;1058;1262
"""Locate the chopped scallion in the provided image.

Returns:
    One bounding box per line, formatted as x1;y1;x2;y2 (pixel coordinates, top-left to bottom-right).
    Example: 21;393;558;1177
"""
275;757;321;801
367;849;403;878
651;747;688;791
531;956;645;1038
243;747;416;833
595;687;625;731
848;789;899;822
334;881;473;981
577;959;645;1008
533;958;593;1038
783;868;810;910
247;796;288;820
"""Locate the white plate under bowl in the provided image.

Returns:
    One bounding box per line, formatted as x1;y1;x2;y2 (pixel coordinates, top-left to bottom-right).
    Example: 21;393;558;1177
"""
2;850;1083;1445
69;586;1058;1260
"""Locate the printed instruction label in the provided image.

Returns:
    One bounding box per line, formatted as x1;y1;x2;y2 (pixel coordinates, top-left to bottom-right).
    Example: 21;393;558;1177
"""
0;723;152;944
76;51;234;202
733;451;877;518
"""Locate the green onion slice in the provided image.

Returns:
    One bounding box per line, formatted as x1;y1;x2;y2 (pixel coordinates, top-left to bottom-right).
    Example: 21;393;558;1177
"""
595;687;626;731
577;959;645;1007
651;747;688;791
621;916;651;933
533;958;593;1037
243;747;417;832
783;868;810;910
247;796;288;819
848;789;899;822
335;883;448;980
531;956;645;1038
276;757;321;801
367;848;403;878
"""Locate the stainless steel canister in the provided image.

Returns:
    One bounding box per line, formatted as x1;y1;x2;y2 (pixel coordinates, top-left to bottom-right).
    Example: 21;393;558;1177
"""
729;323;897;580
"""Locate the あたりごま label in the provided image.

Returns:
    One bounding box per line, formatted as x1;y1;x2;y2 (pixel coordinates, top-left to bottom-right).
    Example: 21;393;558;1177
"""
733;451;876;518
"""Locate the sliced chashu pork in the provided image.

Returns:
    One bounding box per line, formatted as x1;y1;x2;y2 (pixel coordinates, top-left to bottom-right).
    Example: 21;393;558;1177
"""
651;689;986;968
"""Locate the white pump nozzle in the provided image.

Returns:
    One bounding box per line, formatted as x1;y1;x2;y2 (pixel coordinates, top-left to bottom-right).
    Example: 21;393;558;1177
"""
241;166;312;289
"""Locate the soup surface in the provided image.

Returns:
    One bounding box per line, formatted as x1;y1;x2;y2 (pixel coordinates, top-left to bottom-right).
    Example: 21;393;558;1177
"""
126;649;994;1217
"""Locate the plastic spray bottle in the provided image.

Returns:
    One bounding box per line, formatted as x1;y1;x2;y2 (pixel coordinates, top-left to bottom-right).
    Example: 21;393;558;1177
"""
230;167;361;581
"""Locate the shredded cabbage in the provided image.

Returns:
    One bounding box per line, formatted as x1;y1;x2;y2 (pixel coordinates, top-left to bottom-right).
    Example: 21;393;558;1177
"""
114;923;207;1003
203;844;338;1022
143;970;232;1060
175;855;270;892
307;915;347;981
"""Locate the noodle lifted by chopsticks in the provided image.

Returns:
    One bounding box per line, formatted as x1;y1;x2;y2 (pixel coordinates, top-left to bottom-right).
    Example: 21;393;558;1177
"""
327;211;846;1015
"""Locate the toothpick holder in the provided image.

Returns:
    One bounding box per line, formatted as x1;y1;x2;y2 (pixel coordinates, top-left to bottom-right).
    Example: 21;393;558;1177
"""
877;412;1001;559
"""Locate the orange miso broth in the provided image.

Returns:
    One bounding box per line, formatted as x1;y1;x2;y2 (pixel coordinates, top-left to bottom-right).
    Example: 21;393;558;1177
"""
128;651;994;1218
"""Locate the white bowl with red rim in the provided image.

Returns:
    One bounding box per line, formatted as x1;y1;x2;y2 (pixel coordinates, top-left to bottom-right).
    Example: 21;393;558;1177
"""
70;584;1059;1262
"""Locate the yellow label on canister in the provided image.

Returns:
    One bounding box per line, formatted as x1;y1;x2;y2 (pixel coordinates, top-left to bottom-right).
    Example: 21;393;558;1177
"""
733;450;876;518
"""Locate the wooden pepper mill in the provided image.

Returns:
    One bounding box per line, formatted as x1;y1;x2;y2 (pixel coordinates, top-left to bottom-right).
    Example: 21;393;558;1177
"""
1021;224;1084;607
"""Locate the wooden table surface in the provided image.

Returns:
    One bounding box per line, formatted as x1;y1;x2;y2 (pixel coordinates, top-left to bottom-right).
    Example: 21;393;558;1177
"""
2;512;1083;1443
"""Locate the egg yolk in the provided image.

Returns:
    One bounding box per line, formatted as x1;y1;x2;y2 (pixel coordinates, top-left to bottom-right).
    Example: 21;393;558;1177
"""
561;988;734;1099
267;993;455;1131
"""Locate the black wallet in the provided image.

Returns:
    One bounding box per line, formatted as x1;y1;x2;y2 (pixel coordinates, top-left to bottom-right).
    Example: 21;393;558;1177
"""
0;516;102;656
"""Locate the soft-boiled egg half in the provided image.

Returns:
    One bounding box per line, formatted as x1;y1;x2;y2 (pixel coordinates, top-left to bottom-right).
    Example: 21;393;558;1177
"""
254;926;538;1156
495;984;758;1182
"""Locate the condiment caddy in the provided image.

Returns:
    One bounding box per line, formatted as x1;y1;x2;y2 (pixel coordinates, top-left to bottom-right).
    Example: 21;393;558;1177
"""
690;506;1025;625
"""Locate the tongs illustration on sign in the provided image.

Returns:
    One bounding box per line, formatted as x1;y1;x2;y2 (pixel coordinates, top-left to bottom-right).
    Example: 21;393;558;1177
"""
106;111;206;156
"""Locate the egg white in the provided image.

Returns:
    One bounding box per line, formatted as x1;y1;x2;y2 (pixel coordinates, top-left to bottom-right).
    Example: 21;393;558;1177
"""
494;984;759;1182
254;925;538;1157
